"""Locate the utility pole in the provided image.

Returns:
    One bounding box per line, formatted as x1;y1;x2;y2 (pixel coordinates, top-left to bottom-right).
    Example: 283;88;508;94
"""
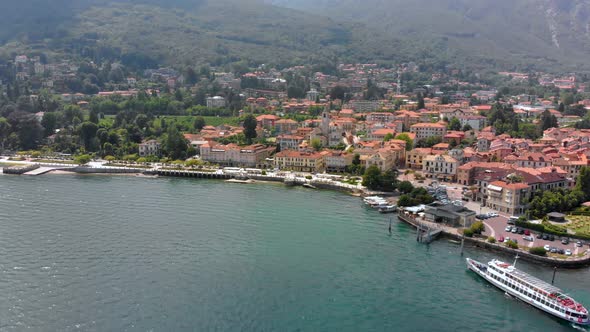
551;266;557;285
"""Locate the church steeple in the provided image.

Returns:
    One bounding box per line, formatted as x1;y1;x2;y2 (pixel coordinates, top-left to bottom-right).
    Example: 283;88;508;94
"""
321;103;330;136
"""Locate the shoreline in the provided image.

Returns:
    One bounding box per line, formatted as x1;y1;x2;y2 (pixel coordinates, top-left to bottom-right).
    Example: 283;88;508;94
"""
3;167;365;195
397;212;590;268
3;165;589;268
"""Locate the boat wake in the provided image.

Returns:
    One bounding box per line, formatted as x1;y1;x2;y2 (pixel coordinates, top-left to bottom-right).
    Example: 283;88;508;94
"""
571;323;590;331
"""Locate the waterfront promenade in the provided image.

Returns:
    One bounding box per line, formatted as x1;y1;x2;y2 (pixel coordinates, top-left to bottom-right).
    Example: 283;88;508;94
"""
397;211;590;267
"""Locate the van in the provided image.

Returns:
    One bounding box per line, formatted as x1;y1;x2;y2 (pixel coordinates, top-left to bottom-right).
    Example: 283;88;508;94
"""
508;216;518;225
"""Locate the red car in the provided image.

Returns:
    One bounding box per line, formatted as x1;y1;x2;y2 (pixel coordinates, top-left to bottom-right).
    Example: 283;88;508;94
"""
498;236;505;243
524;229;530;236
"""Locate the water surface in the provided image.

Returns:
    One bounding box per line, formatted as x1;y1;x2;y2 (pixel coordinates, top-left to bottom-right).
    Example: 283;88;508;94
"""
0;174;588;331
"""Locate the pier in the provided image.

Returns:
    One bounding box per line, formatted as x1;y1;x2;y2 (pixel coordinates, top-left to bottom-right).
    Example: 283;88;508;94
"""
23;167;61;176
397;211;444;243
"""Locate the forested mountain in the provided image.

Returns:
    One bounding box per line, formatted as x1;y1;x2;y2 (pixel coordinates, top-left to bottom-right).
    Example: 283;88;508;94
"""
0;0;431;70
270;0;590;71
2;0;590;71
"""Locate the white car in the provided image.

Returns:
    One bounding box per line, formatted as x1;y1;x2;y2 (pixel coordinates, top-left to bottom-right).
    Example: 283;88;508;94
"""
565;249;572;256
544;244;551;251
488;212;499;217
505;226;512;232
504;237;511;243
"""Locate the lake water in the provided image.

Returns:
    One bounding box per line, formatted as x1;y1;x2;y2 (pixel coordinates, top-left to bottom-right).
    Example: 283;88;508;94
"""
0;174;589;331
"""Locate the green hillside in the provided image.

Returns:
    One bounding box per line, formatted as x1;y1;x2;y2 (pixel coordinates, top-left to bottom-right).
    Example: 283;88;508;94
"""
270;0;590;71
0;0;434;69
1;0;588;71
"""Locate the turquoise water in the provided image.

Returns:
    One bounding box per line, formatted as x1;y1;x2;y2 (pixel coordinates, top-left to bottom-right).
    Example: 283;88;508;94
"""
0;174;589;331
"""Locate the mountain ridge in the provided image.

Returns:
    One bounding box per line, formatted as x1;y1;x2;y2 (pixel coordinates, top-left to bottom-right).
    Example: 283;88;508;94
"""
0;0;589;71
269;0;590;71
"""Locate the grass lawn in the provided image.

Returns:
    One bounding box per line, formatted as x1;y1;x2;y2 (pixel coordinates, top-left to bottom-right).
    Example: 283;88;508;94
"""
35;159;76;164
155;115;242;128
0;162;24;167
566;215;590;237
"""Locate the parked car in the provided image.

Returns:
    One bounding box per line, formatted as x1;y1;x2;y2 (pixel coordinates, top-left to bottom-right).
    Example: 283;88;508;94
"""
544;244;551;251
523;235;534;241
498;236;505;243
549;235;555;241
504;237;511;243
561;238;570;245
550;248;558;253
565;249;573;256
488;212;499;217
517;228;525;235
536;233;543;239
505;226;512;232
511;228;518;234
576;241;584;247
558;249;565;255
524;229;531;236
542;234;549;240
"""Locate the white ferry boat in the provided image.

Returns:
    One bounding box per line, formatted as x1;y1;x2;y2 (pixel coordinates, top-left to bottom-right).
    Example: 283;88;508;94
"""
466;257;589;326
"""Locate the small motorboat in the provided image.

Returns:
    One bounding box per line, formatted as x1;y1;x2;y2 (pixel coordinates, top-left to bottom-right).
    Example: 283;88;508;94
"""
378;205;397;214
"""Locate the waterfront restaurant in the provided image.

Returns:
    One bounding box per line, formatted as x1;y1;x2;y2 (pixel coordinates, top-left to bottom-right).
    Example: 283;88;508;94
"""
424;203;477;228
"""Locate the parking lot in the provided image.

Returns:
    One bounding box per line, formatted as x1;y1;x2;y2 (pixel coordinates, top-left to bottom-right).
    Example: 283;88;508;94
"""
415;177;590;257
481;215;589;257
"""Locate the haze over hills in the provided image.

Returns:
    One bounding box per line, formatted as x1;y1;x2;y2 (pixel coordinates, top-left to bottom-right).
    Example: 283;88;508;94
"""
270;0;590;71
1;0;590;71
0;0;429;70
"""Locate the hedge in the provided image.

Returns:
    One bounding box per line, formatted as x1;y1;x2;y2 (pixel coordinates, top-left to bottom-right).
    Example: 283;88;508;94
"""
529;247;547;257
515;220;590;241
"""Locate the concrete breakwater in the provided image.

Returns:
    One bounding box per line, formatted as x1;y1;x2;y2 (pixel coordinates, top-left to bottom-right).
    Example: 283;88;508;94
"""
3;164;40;174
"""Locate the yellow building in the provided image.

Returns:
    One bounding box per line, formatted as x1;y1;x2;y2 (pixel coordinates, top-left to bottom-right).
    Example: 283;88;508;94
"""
274;150;326;173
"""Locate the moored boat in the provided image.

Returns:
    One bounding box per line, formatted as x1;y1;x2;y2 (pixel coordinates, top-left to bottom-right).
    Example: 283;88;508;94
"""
466;257;589;326
378;205;397;214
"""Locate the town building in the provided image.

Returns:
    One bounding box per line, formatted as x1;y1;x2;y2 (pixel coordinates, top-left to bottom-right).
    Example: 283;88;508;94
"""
276;134;305;151
275;119;299;134
306;88;320;101
324;150;354;173
422;154;458;181
406;148;433;169
274;150;326;172
139;140;161;157
424;203;477;227
410;122;447;141
206;96;227;108
485;181;530;216
199;143;275;168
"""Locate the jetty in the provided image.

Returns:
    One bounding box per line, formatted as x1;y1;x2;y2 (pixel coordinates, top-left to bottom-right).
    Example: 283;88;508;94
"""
23;166;61;176
398;211;444;243
3;164;40;175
